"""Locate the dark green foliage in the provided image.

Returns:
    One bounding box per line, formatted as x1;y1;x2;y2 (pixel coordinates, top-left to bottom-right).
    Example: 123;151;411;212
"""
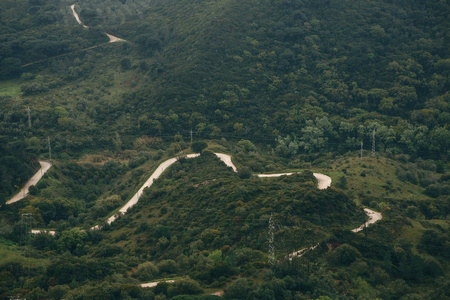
328;244;362;265
31;232;56;250
419;230;450;258
120;58;132;71
153;281;169;296
137;155;358;259
224;278;250;300
153;225;172;239
237;166;252;179
46;257;112;285
57;227;88;255
0;58;22;79
191;141;208;153
0;139;38;204
171;296;199;300
336;175;348;190
0;0;448;298
92;245;123;258
167;278;203;298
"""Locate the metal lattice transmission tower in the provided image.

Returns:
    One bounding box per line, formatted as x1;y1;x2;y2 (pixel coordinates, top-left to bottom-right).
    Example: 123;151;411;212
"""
48;136;52;160
20;213;33;246
20;213;33;285
268;214;276;265
27;107;31;128
360;141;363;161
371;129;376;156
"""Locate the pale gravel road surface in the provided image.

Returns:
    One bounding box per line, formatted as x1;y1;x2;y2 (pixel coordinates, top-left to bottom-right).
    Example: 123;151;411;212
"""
70;4;89;28
214;153;237;172
215;153;332;190
313;173;332;190
257;172;331;190
289;207;382;260
351;208;383;233
70;4;125;43
20;153;380;262
6;161;52;204
140;280;175;288
106;33;126;43
92;154;200;229
106;153;329;231
257;173;294;178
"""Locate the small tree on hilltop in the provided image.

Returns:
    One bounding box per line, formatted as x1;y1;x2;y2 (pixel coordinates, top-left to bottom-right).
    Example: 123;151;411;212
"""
191;141;208;153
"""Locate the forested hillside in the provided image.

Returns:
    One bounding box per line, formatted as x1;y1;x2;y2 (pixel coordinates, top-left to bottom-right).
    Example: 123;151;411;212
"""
0;0;448;298
0;0;448;158
0;137;39;204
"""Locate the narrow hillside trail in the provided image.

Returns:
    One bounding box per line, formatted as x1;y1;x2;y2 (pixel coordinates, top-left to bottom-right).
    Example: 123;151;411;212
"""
25;153;381;235
288;208;382;260
70;4;88;28
352;208;383;233
21;4;125;68
140;280;175;288
28;153;350;234
92;153;200;230
70;4;125;43
19;153;381;279
6;161;52;205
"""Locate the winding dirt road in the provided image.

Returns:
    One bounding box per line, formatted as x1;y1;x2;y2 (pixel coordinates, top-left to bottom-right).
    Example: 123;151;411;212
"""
141;280;175;288
288;208;382;260
92;154;200;229
22;4;125;68
351;208;383;233
29;153;338;235
20;153;380;237
70;4;88;28
9;152;381;284
70;4;125;43
6;161;52;205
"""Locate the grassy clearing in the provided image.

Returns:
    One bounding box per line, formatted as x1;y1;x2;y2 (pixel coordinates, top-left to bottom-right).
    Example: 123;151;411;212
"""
398;219;425;254
0;80;22;96
320;154;431;202
0;241;49;269
427;220;450;230
0;246;22;267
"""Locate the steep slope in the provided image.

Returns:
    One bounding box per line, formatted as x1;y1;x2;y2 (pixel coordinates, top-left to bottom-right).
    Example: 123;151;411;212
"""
0;0;448;161
0;136;40;205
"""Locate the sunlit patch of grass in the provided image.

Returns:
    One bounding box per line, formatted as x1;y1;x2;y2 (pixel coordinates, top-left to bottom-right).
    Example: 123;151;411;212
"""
0;247;21;268
321;153;431;202
398;219;425;254
0;240;49;269
427;220;449;230
0;80;22;96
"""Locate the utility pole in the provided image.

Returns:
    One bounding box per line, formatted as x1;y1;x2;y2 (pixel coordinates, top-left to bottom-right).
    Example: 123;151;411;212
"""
47;136;52;160
27;107;31;128
268;214;275;266
360;141;363;161
362;208;368;238
21;213;33;243
190;129;193;144
21;213;33;285
371;129;376;157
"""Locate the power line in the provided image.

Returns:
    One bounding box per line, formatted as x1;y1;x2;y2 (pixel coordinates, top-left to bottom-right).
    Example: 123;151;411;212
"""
27;107;31;128
48;136;52;160
371;131;375;155
360;141;363;161
268;214;275;265
20;213;33;289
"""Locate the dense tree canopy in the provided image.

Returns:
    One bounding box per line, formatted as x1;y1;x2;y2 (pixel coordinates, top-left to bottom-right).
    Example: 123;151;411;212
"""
0;0;448;298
